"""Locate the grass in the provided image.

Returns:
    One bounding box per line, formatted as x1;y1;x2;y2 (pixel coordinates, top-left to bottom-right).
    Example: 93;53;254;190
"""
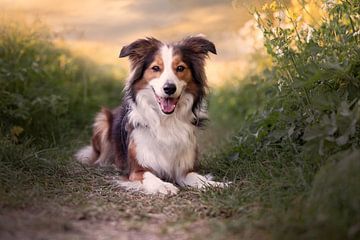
198;1;360;239
1;1;360;239
0;18;124;208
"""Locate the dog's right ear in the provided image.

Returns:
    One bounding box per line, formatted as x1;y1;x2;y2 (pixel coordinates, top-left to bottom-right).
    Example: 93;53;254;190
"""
119;38;161;66
180;35;217;56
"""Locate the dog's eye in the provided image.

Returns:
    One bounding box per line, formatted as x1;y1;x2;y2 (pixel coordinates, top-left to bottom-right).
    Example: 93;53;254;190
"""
151;66;160;72
176;66;185;72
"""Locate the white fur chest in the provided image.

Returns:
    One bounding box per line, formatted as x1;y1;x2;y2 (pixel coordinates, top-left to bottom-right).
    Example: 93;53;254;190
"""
128;89;198;180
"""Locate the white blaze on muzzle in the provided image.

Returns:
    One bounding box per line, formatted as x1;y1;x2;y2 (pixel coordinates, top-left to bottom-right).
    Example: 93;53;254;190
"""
149;45;186;115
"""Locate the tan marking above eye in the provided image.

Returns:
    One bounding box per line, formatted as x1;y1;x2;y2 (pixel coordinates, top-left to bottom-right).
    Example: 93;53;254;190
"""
148;54;164;72
141;54;164;84
171;55;192;83
172;55;188;70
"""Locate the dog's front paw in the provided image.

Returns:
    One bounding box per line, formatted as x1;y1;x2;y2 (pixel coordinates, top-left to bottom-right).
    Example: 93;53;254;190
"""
142;172;179;195
157;182;179;195
143;181;179;195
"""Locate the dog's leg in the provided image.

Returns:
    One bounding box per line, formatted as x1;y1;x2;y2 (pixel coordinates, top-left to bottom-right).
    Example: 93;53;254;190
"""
118;139;179;195
178;172;227;189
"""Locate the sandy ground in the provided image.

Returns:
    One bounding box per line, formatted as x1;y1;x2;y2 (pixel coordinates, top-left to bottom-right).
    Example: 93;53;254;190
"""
0;185;212;240
0;203;211;240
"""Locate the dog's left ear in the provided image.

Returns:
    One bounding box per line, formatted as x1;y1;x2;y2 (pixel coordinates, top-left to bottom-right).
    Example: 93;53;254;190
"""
180;36;217;56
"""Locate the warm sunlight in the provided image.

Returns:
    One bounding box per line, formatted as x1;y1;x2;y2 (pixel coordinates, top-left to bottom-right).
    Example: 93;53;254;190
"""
0;0;268;85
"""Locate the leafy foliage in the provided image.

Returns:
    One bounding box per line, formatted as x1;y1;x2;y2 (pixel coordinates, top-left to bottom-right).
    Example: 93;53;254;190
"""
0;19;124;205
0;20;124;144
204;1;360;239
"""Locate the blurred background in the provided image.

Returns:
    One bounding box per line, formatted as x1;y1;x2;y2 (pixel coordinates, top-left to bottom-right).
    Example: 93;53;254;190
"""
0;0;268;85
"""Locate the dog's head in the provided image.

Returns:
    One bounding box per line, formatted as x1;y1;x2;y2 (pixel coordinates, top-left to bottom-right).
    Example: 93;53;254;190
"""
120;36;216;115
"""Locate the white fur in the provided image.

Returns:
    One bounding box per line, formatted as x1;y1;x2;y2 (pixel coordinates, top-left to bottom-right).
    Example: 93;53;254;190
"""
75;145;96;165
128;88;197;180
121;44;226;194
149;45;186;99
76;42;227;195
116;172;179;195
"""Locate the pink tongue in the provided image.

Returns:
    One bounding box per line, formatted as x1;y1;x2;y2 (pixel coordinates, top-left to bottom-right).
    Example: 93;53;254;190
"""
160;98;177;113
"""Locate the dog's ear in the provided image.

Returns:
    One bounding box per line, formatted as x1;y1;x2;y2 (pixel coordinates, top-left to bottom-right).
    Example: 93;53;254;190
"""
180;35;217;56
119;38;161;65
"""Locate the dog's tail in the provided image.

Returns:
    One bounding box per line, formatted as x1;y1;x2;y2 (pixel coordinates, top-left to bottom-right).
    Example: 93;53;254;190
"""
74;145;97;165
75;108;114;166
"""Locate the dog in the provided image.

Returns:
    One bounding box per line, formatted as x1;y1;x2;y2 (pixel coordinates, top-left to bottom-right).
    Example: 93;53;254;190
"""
75;36;226;195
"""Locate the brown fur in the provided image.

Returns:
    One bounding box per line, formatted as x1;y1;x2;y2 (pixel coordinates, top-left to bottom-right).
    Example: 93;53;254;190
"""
128;140;149;182
91;108;114;166
133;53;163;93
119;38;162;71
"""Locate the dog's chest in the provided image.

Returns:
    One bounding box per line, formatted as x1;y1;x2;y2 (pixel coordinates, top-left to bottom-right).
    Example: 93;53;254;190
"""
131;117;197;179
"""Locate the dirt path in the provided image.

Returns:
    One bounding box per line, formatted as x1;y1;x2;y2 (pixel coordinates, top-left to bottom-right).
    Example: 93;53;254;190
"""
0;168;212;240
0;207;204;240
0;198;211;240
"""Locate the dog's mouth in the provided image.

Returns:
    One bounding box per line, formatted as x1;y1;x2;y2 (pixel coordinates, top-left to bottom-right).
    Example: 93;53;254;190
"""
152;89;180;115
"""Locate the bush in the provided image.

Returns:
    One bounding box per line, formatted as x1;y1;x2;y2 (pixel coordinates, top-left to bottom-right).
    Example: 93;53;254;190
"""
0;19;124;206
0;19;124;144
204;1;360;238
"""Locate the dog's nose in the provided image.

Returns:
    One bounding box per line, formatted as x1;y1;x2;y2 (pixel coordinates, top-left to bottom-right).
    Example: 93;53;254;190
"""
163;83;177;95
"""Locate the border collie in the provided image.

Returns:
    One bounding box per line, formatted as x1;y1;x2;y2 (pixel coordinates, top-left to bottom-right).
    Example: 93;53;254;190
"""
75;36;226;195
